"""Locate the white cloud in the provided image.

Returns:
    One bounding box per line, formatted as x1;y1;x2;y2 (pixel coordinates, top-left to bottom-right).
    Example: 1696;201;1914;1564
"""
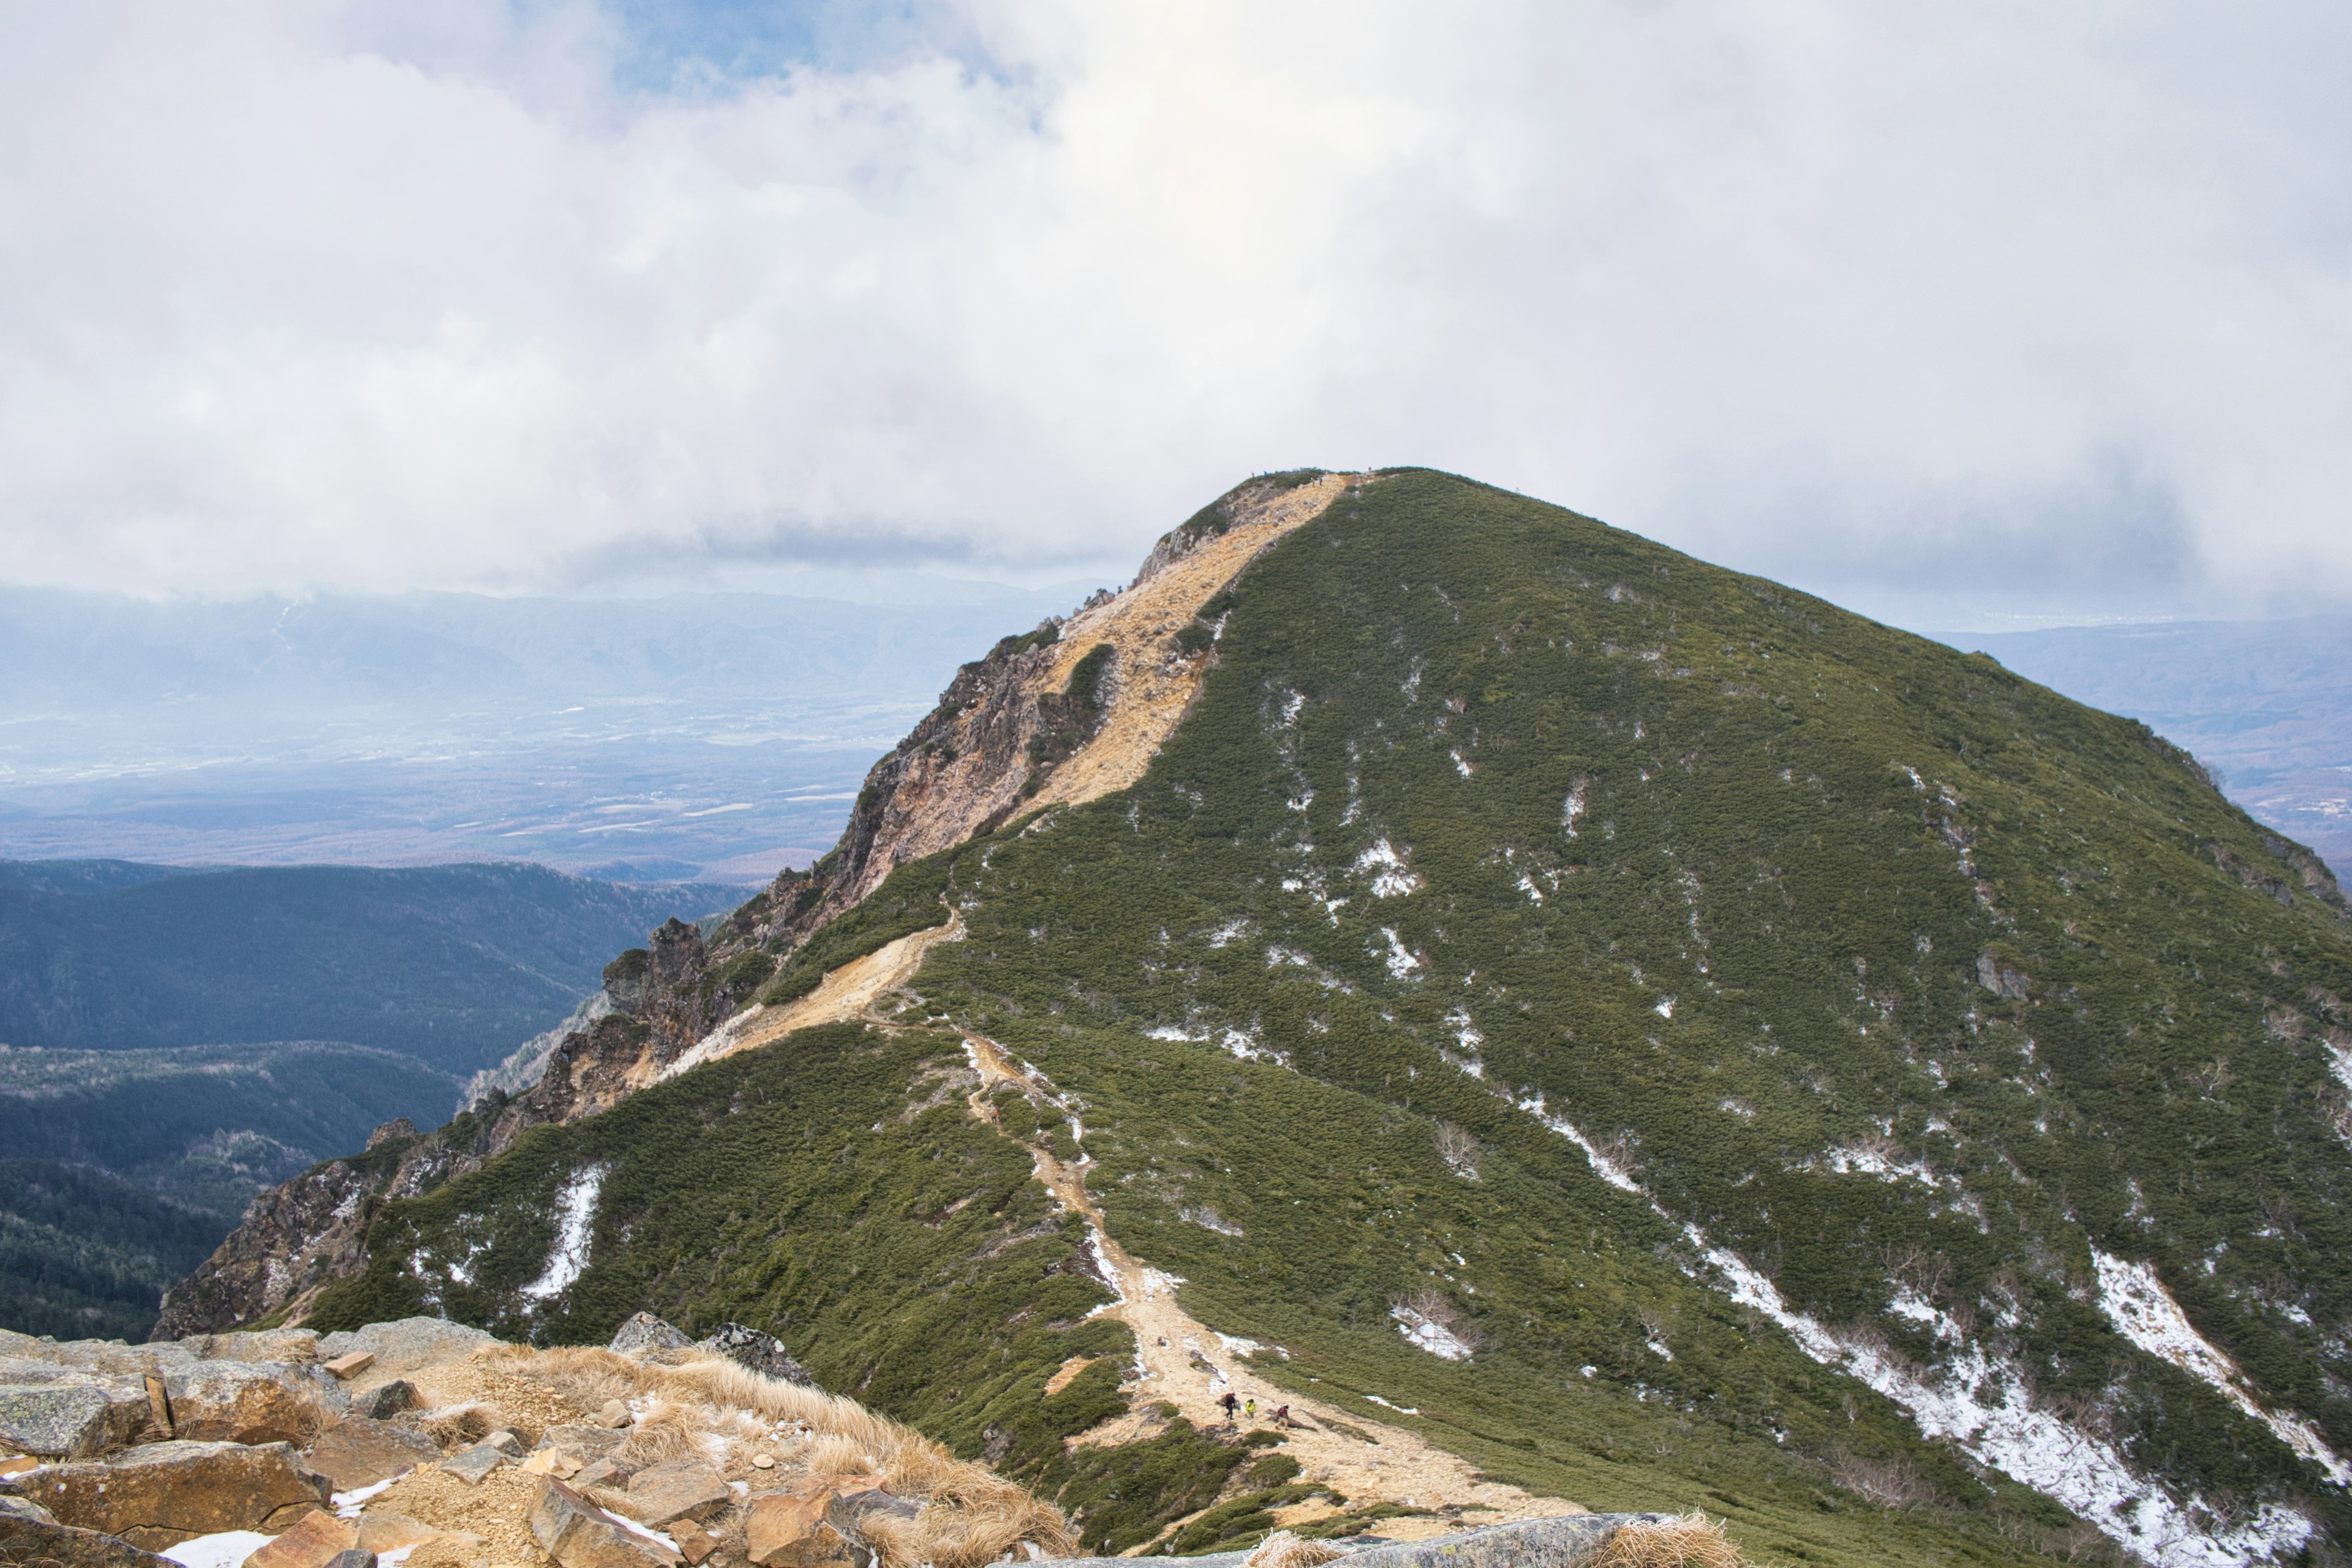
2;1;2347;614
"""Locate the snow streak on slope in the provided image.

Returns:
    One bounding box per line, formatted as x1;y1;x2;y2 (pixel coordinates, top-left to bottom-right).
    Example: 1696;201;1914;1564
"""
2092;1250;2352;1487
519;1166;605;1302
1513;1093;2315;1566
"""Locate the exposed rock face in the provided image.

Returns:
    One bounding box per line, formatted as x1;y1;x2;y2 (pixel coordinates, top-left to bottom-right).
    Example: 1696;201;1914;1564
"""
608;1311;693;1355
156;473;1359;1335
698;1323;816;1387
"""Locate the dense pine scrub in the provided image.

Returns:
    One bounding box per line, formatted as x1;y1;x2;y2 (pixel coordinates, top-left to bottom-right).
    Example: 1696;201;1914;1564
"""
322;472;2352;1567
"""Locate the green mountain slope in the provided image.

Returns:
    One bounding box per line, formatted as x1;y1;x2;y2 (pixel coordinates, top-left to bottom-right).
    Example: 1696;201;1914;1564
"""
295;472;2352;1568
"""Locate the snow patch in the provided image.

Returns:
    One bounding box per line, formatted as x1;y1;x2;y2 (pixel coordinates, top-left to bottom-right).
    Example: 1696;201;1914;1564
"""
334;1476;398;1515
1561;778;1589;838
1697;1235;2316;1567
1515;873;1543;904
1378;929;1420;979
1391;1306;1472;1362
1654;997;1675;1019
1206;918;1250;949
1145;1024;1206;1043
1141;1267;1186;1298
1517;1093;1641;1193
1216;1333;1265;1358
519;1165;606;1302
164;1534;276;1568
1364;1393;1421;1414
1354;839;1424;897
1450;749;1473;778
2093;1250;2352;1486
1183;1205;1244;1237
1266;945;1313;968
1807;1142;1953;1191
1080;1226;1130;1317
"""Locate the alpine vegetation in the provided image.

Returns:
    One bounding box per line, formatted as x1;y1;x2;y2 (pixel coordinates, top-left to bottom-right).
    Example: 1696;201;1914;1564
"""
170;471;2352;1568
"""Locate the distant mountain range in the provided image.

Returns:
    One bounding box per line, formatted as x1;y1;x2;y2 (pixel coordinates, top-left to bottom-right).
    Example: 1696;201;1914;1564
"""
0;582;1087;881
1973;619;2352;879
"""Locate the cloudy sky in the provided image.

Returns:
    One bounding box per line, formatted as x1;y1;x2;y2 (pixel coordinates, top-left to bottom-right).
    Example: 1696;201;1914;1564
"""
3;1;2347;630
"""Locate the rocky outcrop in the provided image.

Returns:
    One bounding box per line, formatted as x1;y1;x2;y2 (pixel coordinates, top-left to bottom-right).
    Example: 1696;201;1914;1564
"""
0;1439;331;1548
157;472;1361;1336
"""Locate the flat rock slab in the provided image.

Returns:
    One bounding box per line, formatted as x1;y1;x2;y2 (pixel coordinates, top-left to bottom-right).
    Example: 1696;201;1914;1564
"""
304;1418;443;1491
315;1320;494;1380
0;1495;179;1568
0;1439;331;1549
243;1507;358;1568
442;1443;508;1485
626;1458;731;1526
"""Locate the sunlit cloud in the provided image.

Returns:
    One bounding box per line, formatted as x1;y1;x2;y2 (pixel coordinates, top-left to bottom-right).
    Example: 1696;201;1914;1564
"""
1;1;2346;625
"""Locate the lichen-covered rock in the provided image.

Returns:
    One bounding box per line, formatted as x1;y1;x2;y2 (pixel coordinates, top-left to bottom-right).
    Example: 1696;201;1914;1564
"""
162;1358;349;1445
313;1319;495;1379
0;1439;331;1549
607;1312;692;1357
696;1324;815;1387
0;1381;143;1457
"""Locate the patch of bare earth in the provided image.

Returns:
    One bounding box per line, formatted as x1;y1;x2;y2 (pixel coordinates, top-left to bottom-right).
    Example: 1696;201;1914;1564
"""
1030;472;1365;814
666;913;965;1076
957;1033;1585;1550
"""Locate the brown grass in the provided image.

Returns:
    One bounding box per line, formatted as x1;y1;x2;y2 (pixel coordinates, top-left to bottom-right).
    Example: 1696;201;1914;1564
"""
1585;1513;1750;1568
472;1343;1073;1568
1244;1530;1350;1568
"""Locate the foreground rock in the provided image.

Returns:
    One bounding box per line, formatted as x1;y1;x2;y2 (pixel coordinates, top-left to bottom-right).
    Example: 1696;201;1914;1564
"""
530;1476;684;1568
0;1439;330;1548
0;1495;179;1568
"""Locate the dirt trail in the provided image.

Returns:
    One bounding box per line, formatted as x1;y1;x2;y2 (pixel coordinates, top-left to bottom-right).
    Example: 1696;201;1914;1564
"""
1028;473;1365;814
957;1033;1583;1548
663;913;965;1079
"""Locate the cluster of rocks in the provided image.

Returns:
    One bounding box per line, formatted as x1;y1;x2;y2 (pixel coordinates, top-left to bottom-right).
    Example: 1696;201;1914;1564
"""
0;1319;471;1568
0;1311;901;1568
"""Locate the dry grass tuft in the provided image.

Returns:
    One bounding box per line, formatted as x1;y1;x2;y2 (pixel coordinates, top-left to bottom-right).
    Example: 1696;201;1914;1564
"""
1586;1513;1749;1568
1244;1530;1349;1568
468;1341;1074;1568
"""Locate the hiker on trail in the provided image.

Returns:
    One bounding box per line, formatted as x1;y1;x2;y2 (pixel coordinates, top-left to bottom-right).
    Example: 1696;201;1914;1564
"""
1273;1404;1293;1428
1219;1390;1239;1424
1245;1398;1257;1420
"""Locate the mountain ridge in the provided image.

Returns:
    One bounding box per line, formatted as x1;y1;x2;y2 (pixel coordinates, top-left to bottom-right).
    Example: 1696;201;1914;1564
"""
151;471;2352;1568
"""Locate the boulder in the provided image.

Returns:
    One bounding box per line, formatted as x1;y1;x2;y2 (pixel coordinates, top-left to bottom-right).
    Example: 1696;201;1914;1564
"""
827;1483;919;1540
695;1324;816;1388
0;1381;145;1458
321;1352;375;1380
302;1417;443;1491
162;1360;349;1446
314;1319;494;1380
323;1553;377;1568
0;1494;180;1568
625;1457;731;1526
607;1314;693;1357
358;1380;420;1420
442;1442;507;1485
0;1439;330;1549
241;1507;358;1568
747;1490;861;1568
484;1429;527;1457
529;1477;684;1568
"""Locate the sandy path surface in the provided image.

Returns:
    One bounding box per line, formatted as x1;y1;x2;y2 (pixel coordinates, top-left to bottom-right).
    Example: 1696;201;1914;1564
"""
1028;473;1366;815
664;913;965;1079
957;1033;1582;1550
